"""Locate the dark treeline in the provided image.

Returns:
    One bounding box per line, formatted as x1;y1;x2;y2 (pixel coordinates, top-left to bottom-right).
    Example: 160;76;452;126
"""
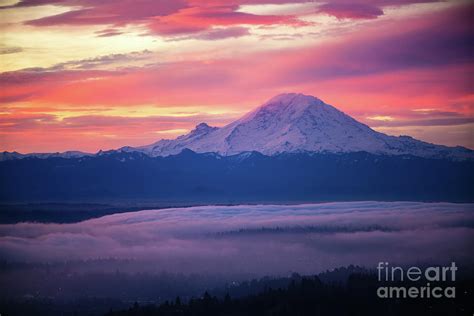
0;264;375;304
105;274;473;316
210;224;397;237
1;267;473;316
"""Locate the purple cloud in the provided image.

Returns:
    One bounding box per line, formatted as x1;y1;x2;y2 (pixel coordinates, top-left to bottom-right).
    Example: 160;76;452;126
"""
367;117;474;127
195;27;250;40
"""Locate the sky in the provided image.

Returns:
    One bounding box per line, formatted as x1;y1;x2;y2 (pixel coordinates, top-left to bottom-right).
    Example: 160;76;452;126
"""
0;0;473;153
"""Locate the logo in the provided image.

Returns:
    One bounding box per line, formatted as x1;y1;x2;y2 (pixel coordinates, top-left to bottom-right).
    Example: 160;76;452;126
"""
376;262;457;299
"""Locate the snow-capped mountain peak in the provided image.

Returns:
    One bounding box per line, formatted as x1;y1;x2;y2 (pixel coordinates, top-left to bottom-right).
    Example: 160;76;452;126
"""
239;93;324;122
131;93;472;159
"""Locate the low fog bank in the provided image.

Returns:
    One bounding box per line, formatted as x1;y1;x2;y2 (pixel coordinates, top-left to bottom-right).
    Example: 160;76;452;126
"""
0;201;473;301
1;202;473;272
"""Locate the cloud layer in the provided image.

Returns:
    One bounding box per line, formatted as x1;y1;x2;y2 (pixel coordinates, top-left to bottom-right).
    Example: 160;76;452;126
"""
1;201;473;276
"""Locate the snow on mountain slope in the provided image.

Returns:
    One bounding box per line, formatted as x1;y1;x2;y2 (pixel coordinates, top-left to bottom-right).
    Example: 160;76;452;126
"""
129;93;473;160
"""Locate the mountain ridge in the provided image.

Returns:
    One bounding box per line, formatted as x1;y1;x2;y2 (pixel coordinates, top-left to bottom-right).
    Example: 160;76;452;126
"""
1;149;473;203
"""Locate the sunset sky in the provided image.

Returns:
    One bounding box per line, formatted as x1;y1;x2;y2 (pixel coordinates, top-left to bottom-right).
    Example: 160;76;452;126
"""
0;0;472;153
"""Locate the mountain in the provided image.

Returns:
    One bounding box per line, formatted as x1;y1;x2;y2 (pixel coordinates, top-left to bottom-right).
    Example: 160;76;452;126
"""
1;93;472;161
124;93;472;160
0;150;92;161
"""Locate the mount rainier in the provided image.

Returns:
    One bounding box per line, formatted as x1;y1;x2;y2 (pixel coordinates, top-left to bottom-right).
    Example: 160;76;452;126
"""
1;93;472;161
119;93;472;160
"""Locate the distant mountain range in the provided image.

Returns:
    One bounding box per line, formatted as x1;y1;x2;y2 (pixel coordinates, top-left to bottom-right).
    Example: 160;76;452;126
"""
0;151;92;161
2;93;473;161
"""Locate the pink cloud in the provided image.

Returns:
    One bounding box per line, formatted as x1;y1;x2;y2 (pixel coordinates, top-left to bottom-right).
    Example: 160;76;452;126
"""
317;3;383;19
25;0;188;27
18;0;308;36
0;0;441;46
6;3;470;105
147;5;307;36
0;69;123;103
10;0;441;33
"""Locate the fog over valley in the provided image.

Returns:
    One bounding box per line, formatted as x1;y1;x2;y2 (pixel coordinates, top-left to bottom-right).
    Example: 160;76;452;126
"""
1;202;473;275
